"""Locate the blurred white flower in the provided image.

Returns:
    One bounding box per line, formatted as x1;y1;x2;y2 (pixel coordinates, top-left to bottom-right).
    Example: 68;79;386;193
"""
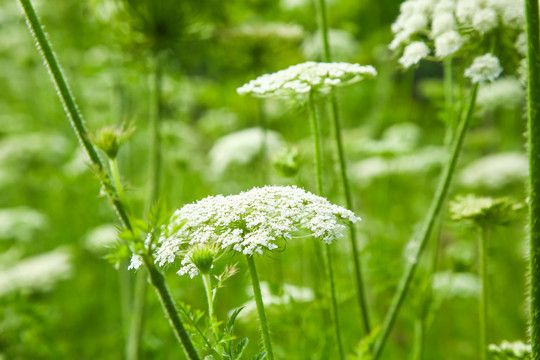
472;8;498;34
237;61;376;98
432;271;480;299
434;30;463;57
0;207;48;242
465;53;503;83
488;340;531;359
83;223;118;253
154;186;360;276
399;42;430;68
208;127;284;176
476;77;525;115
459;152;528;189
302;29;359;61
233;22;304;41
431;12;456;37
0;248;72;297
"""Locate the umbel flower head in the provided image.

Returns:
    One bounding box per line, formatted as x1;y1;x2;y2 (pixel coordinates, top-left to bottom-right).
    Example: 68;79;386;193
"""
155;185;360;277
449;194;524;226
390;0;525;81
237;61;377;98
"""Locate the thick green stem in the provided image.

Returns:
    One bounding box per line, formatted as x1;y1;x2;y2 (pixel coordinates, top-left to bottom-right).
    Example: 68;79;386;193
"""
443;58;455;146
314;0;371;332
245;255;274;360
110;158;124;201
144;257;201;360
308;92;345;360
479;225;488;360
372;84;479;360
17;0;132;231
127;268;147;360
525;0;540;358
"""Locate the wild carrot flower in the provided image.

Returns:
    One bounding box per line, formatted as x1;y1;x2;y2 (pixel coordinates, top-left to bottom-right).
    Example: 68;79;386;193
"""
154;185;360;277
237;61;376;98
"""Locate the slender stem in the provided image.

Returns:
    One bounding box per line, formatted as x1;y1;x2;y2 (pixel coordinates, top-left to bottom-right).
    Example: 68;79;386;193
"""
443;58;455;146
324;245;345;360
478;225;488;360
148;52;163;206
308;92;345;360
17;2;200;358
314;0;371;332
525;0;540;358
144;257;201;360
127;268;147;360
308;91;324;195
110;158;124;201
17;0;132;231
202;273;220;344
412;319;425;360
245;255;274;360
372;84;479;360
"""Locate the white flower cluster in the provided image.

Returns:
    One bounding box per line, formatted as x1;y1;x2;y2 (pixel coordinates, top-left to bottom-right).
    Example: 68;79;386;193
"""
464;53;503;83
390;0;525;76
155;185;360;277
488;340;531;359
237;61;377;98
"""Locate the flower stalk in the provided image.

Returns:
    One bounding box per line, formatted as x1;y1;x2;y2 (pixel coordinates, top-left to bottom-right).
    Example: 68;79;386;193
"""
17;1;199;358
372;83;479;360
525;0;540;359
246;255;274;360
308;91;345;360
479;225;489;360
314;0;371;332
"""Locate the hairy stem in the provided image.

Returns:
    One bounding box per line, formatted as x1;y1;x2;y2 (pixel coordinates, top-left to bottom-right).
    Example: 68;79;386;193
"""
479;225;488;360
314;0;371;332
17;0;132;231
17;2;199;358
308;92;345;360
246;255;274;360
110;158;124;201
372;84;479;360
525;0;540;358
144;257;201;360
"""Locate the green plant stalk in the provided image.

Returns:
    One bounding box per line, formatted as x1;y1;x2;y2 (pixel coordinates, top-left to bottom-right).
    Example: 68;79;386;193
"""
314;0;371;332
144;256;201;360
479;225;488;360
246;255;274;360
110;158;125;201
443;58;455;146
17;0;132;231
308;91;345;360
202;273;220;345
127;269;147;360
148;52;163;205
412;318;425;360
372;83;479;360
17;2;200;358
525;0;540;358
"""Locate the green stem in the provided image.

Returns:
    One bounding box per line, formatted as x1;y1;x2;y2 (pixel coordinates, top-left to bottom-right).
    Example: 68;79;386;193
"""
17;2;199;358
479;225;488;360
525;0;540;358
127;268;147;360
315;0;371;332
148;52;163;206
412;319;425;360
245;255;274;360
443;58;455;146
144;257;201;360
202;273;220;344
372;84;479;360
308;92;345;360
17;0;132;231
110;158;124;201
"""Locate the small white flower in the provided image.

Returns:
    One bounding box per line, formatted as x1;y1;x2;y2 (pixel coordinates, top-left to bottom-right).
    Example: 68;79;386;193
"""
434;0;455;15
404;13;429;34
472;8;498;34
456;0;479;23
431;12;456;37
155;186;360;276
516;32;527;56
237;62;377;98
399;42;430;68
465;53;503;83
435;30;463;57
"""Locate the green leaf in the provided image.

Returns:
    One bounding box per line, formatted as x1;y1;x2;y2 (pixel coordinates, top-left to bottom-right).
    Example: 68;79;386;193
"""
226;306;245;334
251;352;267;360
235;338;249;359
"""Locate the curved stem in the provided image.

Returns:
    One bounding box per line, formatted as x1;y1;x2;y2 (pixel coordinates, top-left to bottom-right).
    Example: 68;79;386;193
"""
525;0;540;358
144;257;201;360
478;225;488;360
17;0;132;231
372;84;479;360
308;92;345;360
245;255;274;360
314;0;371;332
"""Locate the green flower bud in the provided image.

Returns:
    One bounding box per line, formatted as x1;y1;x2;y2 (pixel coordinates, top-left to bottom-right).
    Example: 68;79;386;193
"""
271;146;300;177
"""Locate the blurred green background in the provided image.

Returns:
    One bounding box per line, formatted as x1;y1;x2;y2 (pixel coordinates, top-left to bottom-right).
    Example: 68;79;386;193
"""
0;0;529;359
